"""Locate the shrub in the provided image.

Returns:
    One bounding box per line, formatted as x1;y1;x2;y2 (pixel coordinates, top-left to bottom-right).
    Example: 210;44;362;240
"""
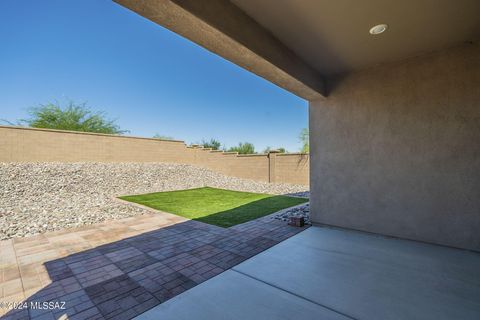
263;146;286;153
153;134;175;140
7;101;127;134
201;138;222;150
299;128;309;153
228;142;255;154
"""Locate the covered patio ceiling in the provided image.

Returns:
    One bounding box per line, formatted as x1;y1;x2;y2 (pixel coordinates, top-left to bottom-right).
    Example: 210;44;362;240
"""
114;0;480;99
231;0;480;76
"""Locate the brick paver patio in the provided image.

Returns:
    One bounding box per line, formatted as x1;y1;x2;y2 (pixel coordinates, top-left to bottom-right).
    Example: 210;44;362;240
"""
0;209;307;320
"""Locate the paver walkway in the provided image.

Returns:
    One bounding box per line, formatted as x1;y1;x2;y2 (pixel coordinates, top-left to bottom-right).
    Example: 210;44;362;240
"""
0;209;307;319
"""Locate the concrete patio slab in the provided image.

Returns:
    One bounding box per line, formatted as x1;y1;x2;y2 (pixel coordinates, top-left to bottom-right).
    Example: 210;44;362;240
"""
137;226;480;320
136;270;349;320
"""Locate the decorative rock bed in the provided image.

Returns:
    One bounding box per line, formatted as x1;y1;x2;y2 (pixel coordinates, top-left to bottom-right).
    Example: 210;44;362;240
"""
0;162;309;240
273;203;311;225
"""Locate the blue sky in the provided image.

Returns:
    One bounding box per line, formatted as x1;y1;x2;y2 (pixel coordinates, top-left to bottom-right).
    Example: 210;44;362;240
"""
0;0;307;152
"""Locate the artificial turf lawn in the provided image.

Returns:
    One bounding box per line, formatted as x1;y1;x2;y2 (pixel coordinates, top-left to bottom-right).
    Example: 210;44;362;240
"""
119;187;308;228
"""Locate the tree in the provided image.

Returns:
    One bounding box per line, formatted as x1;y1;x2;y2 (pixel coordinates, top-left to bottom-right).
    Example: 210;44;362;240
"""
201;138;222;150
263;146;286;153
228;142;255;154
299;128;309;153
153;134;175;140
7;101;127;134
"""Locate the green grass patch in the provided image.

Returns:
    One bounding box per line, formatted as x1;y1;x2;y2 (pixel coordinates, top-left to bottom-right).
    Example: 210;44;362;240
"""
119;187;308;228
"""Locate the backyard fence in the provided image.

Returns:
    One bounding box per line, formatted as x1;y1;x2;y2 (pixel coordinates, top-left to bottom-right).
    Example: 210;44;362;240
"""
0;125;309;185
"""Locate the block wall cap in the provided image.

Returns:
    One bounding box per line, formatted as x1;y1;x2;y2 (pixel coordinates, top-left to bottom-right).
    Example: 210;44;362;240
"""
0;125;187;143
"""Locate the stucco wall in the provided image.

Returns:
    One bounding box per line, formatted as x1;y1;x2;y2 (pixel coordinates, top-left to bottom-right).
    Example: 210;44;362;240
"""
0;125;308;186
309;43;480;251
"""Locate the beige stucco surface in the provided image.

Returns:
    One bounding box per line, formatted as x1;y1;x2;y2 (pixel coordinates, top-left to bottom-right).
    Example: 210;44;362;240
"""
232;0;480;76
309;43;480;251
0;126;309;186
114;0;325;99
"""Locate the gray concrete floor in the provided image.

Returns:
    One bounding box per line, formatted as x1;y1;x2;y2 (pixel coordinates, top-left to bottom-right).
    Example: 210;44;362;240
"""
136;226;480;320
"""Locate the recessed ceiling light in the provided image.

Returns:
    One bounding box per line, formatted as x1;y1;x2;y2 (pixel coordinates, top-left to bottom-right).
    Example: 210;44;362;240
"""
369;24;388;35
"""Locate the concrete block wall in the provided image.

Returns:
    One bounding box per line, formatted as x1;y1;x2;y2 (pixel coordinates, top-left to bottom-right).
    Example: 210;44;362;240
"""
0;125;309;186
274;153;309;185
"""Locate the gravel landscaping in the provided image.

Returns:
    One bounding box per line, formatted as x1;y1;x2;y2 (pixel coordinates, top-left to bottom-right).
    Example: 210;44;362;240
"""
273;203;311;225
0;162;309;240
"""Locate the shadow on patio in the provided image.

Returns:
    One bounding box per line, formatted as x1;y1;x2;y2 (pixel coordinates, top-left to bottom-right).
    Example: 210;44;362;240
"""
1;209;307;320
